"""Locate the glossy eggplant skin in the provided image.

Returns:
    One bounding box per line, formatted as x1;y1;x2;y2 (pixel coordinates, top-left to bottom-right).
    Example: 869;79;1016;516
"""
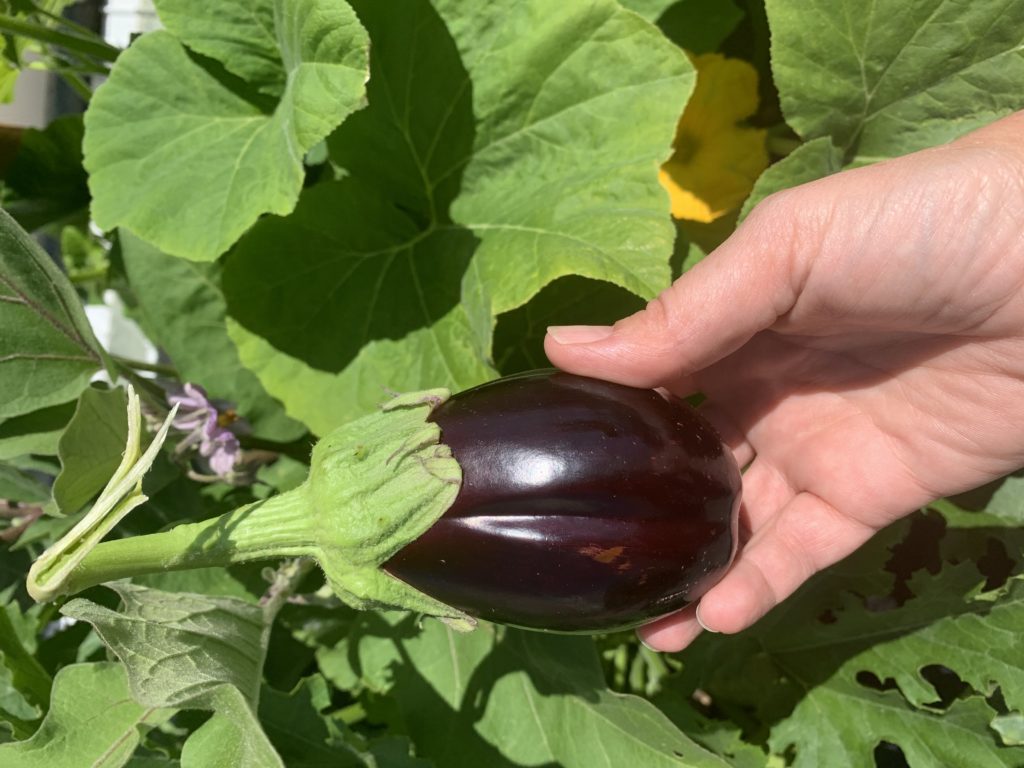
382;370;741;633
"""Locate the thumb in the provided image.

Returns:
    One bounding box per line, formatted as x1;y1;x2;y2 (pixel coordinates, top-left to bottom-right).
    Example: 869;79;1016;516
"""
544;201;808;389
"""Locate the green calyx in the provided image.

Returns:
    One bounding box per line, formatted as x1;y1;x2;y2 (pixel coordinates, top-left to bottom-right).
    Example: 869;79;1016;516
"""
304;389;473;629
29;385;475;631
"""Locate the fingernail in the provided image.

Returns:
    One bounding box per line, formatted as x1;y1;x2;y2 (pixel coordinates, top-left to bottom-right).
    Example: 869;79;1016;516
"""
638;635;660;652
547;325;613;345
695;604;718;633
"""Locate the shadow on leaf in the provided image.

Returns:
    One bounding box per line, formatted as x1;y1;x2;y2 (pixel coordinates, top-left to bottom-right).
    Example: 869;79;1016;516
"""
223;0;479;375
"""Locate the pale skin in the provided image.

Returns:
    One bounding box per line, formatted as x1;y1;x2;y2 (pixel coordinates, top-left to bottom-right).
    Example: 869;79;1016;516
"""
544;111;1024;652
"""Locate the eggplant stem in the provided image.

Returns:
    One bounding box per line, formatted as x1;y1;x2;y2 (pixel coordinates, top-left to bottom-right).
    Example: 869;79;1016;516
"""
56;486;316;596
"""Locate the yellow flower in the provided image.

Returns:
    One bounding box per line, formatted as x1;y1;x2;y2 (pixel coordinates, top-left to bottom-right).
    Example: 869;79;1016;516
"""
659;53;768;223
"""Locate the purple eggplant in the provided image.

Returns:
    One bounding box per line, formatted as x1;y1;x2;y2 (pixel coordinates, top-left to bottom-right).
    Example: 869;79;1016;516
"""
36;370;740;635
384;370;742;632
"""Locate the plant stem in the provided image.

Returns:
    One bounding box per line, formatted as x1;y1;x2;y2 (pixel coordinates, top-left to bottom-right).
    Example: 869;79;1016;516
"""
69;267;108;283
111;355;179;377
260;557;316;616
58;486;317;596
0;13;120;62
56;69;95;102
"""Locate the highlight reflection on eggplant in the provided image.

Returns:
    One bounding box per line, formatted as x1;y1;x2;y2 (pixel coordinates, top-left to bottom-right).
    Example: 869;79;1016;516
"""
384;370;742;632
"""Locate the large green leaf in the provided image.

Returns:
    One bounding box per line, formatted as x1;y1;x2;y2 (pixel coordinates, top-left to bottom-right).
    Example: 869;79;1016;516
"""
682;519;1024;767
857;574;1024;713
764;569;1024;767
225;183;491;435
767;0;1024;161
320;614;729;768
226;0;691;433
62;582;282;767
0;663;172;767
84;0;370;261
119;232;304;441
0;207;106;418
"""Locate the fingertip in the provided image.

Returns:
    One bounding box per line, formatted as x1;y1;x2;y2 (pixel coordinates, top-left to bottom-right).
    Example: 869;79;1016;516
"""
694;562;777;635
636;604;704;652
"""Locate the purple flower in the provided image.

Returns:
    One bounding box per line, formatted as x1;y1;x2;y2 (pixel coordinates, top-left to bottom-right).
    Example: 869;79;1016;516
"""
168;383;242;479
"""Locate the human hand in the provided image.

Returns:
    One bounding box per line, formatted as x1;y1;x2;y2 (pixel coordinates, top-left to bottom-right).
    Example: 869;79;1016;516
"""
544;111;1024;651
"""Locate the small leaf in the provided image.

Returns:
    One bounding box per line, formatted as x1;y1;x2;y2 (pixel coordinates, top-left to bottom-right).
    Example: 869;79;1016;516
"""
0;400;76;461
51;385;129;516
175;691;278;768
0;662;173;767
0;602;50;738
0;115;89;232
27;386;177;602
993;712;1024;746
739;137;843;220
0;206;106;419
258;675;367;767
0;463;50;503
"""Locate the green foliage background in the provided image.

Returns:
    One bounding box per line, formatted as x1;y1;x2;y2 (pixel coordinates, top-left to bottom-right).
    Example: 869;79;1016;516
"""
0;0;1022;766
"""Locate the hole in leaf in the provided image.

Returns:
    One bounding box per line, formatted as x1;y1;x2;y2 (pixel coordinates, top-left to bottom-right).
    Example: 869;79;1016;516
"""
856;671;898;693
988;685;1008;714
920;664;968;709
977;537;1015;590
883;510;945;605
874;741;909;768
816;608;837;624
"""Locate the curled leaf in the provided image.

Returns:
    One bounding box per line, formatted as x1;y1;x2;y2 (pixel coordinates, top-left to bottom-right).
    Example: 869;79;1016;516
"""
27;385;177;602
